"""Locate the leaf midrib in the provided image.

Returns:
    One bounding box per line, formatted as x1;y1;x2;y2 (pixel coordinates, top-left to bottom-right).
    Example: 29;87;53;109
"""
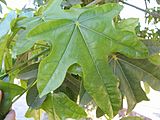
79;24;144;55
78;26;113;113
116;60;137;102
118;57;159;81
44;24;76;91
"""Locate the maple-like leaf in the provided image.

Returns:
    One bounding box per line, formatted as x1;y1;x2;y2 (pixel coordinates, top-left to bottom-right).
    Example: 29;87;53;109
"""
27;3;148;118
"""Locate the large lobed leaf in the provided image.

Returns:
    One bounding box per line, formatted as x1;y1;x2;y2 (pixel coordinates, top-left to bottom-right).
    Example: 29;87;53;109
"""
27;2;148;118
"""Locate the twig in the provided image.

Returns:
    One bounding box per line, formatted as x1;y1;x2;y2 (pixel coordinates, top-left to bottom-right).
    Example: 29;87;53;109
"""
144;0;148;23
144;0;148;10
119;0;160;18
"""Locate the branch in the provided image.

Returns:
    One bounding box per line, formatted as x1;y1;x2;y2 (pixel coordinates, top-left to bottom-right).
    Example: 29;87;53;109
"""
119;0;160;18
144;0;148;10
144;0;148;22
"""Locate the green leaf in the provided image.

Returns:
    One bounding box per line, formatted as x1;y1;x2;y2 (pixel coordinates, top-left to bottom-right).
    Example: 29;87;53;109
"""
110;54;149;112
13;0;86;56
111;54;160;91
13;17;43;55
143;40;160;55
0;36;8;69
0;11;16;39
116;18;139;33
42;0;67;20
80;91;92;106
25;108;42;120
68;64;83;76
42;0;85;20
143;82;150;94
17;63;39;80
0;11;16;68
41;92;87;119
148;54;160;65
143;40;160;65
57;74;81;102
28;3;148;117
26;85;46;109
4;50;12;72
0;80;24;119
96;107;105;118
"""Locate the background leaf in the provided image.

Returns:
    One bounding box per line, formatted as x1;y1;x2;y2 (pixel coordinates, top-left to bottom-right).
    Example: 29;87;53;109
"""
0;11;16;38
143;40;160;65
17;63;39;80
0;80;24;119
26;84;46;109
0;11;16;69
41;92;87;119
25;108;42;120
112;54;160;91
110;54;149;112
